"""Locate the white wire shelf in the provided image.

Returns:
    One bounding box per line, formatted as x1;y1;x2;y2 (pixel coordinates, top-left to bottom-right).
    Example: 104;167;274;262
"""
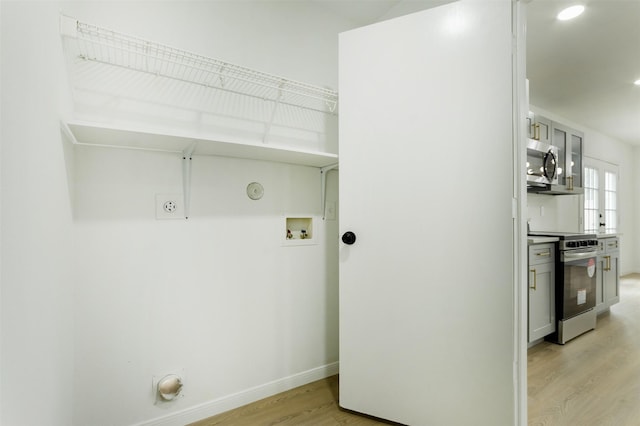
60;15;338;115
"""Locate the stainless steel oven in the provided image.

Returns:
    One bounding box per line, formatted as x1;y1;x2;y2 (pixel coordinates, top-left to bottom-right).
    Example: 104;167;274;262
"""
528;232;598;344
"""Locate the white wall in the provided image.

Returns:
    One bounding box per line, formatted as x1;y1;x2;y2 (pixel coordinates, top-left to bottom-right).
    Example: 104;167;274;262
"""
2;2;348;425
529;105;637;274
66;2;347;425
1;2;75;425
72;148;339;426
527;193;582;233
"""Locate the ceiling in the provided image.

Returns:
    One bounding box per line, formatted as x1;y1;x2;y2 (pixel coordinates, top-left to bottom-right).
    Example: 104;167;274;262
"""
527;1;640;146
321;0;640;146
320;0;403;25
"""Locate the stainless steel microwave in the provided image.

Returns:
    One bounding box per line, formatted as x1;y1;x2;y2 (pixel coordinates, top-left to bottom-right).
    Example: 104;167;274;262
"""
526;139;558;187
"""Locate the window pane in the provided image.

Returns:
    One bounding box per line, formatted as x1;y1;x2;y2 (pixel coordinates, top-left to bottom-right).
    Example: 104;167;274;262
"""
605;171;616;192
583;165;617;233
584;167;598;190
583;166;599;232
604;171;617;233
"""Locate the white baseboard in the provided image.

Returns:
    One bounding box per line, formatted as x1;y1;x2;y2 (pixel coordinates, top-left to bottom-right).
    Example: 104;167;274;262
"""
133;362;339;426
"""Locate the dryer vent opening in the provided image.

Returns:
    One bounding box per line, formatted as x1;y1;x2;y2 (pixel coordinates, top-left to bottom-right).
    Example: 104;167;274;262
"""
157;374;183;401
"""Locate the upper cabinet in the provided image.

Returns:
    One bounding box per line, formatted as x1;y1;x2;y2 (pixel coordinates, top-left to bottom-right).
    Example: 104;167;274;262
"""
527;112;552;145
551;121;584;193
527;114;584;195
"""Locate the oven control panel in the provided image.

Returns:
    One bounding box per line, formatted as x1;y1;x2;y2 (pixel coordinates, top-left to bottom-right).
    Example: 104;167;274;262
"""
561;239;598;250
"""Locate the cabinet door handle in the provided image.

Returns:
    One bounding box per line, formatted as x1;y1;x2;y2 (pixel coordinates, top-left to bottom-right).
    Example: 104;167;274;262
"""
530;268;537;290
534;123;540;140
536;251;550;257
604;255;611;271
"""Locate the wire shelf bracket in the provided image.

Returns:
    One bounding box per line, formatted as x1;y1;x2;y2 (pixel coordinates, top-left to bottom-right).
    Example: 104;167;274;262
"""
320;163;339;220
182;142;197;219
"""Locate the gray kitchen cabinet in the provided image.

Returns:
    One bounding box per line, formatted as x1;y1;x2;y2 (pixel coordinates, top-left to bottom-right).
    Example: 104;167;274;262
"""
528;243;556;342
596;236;620;313
552;121;584;192
526;116;585;196
527;112;552;145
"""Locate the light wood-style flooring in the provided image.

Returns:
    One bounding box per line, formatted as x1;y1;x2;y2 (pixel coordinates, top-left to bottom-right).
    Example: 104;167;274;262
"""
528;273;640;425
191;275;640;426
188;374;396;426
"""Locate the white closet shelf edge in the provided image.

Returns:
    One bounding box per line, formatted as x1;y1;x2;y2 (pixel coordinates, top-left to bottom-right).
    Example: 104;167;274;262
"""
62;120;339;168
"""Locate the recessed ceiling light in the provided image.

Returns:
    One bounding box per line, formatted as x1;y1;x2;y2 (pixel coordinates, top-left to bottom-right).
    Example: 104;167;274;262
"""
634;79;640;86
557;5;585;21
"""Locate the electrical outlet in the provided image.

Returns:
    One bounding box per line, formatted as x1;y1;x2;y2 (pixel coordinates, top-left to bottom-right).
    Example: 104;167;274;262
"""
156;194;184;219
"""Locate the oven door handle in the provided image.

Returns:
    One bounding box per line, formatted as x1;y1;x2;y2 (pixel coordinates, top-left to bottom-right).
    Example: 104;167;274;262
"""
563;250;597;261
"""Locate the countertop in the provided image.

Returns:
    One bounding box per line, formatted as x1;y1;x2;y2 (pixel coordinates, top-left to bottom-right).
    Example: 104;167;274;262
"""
528;236;560;244
597;232;621;238
527;233;621;244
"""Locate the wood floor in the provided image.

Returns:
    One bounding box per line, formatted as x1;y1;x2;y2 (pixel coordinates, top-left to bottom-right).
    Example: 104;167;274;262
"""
191;275;640;426
528;273;640;425
188;374;397;426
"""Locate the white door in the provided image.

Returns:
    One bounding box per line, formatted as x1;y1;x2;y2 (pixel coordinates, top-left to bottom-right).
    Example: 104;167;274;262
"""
339;2;519;424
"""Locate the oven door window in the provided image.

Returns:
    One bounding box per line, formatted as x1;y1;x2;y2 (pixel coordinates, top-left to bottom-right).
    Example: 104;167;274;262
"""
562;256;596;319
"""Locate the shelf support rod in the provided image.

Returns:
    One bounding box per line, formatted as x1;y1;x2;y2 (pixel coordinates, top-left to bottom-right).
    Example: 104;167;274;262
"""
263;85;283;144
182;143;197;219
320;163;339;220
